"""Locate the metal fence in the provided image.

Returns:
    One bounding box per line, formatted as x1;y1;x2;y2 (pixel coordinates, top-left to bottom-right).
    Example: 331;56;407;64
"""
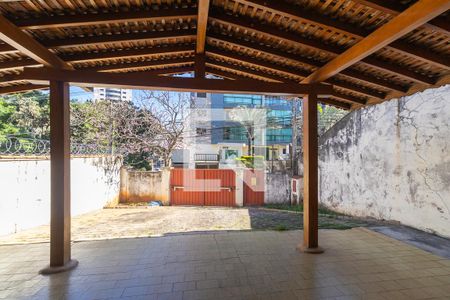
0;136;112;156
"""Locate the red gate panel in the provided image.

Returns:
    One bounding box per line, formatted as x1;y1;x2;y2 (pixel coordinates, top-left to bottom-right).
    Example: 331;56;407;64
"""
244;169;265;206
170;169;236;207
204;169;235;207
170;169;205;206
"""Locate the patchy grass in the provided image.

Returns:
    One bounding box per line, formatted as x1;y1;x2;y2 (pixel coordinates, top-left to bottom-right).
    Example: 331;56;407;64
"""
275;224;288;231
265;203;303;212
264;203;344;216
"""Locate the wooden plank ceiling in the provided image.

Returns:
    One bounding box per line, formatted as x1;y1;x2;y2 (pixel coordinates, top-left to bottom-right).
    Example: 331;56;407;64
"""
0;0;449;110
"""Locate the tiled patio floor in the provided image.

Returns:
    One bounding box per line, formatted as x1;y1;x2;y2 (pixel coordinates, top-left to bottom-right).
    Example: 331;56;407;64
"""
1;228;449;300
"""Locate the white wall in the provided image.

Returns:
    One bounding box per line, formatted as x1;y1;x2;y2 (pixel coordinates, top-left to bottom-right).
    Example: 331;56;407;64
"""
0;156;120;236
319;85;450;238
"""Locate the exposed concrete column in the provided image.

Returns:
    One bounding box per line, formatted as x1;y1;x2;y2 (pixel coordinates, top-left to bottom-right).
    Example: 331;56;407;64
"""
235;168;244;207
40;81;78;274
298;93;323;254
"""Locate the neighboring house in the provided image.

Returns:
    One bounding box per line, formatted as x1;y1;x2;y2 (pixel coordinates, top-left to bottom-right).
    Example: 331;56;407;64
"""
173;93;301;169
93;88;132;102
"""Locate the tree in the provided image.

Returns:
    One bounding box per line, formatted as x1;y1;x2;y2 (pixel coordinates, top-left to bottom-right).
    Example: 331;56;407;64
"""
118;91;191;167
0;90;50;139
228;106;268;156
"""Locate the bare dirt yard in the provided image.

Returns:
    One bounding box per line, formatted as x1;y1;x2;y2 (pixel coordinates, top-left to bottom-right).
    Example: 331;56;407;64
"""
0;206;373;244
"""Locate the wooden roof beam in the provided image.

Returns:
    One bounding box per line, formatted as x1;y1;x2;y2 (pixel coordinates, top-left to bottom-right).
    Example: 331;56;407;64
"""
208;33;407;93
242;0;449;69
210;11;437;85
19;67;333;96
207;46;384;99
0;14;71;70
13;8;197;29
0;84;48;95
0;45;195;71
206;58;366;105
303;0;450;84
83;57;194;72
42;29;196;50
196;0;210;54
351;0;450;33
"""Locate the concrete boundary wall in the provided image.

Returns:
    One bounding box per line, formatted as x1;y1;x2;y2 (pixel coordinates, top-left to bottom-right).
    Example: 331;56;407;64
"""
0;156;121;236
319;85;450;238
119;168;170;205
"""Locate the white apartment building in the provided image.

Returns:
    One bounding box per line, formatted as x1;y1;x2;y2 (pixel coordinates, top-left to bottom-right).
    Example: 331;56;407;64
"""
93;88;132;102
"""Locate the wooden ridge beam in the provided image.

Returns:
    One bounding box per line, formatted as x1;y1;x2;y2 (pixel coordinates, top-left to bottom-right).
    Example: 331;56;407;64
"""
208;32;407;93
42;29;196;49
0;14;71;70
241;0;449;69
206;58;366;106
351;0;450;33
14;8;197;29
210;11;438;85
19;67;333;95
207;46;383;99
196;0;210;54
303;0;450;84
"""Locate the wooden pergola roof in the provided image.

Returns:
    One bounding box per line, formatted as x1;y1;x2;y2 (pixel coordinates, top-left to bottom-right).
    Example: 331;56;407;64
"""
0;0;449;109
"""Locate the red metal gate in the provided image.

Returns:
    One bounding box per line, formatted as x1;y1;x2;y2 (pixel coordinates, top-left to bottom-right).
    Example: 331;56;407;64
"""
170;169;236;207
244;169;265;206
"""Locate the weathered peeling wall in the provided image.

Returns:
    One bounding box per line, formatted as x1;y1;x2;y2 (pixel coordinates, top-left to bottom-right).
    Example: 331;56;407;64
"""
120;168;170;205
319;85;450;238
265;173;290;204
0;156;121;236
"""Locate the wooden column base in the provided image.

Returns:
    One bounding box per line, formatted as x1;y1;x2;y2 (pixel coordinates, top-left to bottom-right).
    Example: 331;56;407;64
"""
297;244;324;254
39;259;78;275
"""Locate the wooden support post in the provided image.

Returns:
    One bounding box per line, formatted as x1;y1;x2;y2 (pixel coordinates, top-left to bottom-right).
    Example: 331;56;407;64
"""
195;54;206;79
40;81;78;274
297;93;324;254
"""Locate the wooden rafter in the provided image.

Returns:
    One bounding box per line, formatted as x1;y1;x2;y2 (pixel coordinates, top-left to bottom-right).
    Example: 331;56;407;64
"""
0;14;71;70
351;0;450;33
14;8;197;29
210;11;438;85
18;67;334;95
303;0;450;84
208;33;407;93
206;57;367;105
84;57;194;72
42;30;196;50
241;0;449;69
207;46;383;99
0;84;47;94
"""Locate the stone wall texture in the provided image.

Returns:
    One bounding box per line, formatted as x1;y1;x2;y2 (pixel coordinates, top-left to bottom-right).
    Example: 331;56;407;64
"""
319;85;450;238
0;156;120;236
265;173;290;204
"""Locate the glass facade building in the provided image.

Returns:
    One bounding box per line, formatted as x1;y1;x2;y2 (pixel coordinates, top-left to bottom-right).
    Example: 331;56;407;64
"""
210;94;294;145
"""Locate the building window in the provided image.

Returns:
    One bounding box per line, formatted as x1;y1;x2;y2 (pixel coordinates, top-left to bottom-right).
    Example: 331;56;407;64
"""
196;128;207;135
223;94;262;106
223;127;246;141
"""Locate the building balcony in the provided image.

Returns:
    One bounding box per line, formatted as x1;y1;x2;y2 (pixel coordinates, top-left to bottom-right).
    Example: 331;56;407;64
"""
194;153;219;162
